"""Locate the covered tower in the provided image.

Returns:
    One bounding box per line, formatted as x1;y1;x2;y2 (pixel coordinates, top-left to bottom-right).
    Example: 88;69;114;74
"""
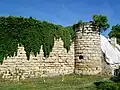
74;21;102;75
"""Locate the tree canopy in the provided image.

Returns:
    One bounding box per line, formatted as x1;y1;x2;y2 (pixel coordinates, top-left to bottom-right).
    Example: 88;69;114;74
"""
92;14;110;32
108;25;120;44
0;14;110;63
73;15;110;33
0;16;75;63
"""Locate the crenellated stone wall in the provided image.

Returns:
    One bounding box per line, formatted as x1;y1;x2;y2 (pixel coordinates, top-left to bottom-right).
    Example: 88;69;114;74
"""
0;39;74;80
0;21;111;80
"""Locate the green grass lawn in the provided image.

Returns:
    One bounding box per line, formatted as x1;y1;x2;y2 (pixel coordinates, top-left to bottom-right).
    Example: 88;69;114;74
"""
0;74;110;90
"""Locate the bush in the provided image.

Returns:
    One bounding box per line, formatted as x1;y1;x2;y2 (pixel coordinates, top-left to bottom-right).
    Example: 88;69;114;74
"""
110;76;120;83
0;16;75;63
94;81;120;90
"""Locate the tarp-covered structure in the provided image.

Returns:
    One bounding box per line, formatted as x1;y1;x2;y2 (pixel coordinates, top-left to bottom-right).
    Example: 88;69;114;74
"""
100;35;120;75
101;35;120;64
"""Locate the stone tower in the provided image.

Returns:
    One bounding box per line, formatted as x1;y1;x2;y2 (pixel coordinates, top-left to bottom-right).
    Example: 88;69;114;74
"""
74;22;102;75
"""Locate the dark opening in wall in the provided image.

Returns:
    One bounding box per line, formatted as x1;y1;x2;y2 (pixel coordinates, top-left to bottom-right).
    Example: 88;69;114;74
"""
96;67;98;70
114;69;120;76
79;55;83;59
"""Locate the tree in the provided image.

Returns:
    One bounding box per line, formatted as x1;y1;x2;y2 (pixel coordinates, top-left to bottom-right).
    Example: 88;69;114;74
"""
108;25;120;44
0;16;74;63
92;14;110;32
73;15;110;33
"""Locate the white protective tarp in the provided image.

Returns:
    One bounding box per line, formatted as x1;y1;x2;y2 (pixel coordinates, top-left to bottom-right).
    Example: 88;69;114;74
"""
100;35;120;64
116;44;120;51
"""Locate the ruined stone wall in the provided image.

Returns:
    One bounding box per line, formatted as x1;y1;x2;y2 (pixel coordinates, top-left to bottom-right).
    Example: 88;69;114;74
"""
0;22;112;80
74;23;102;75
0;39;74;80
101;53;113;75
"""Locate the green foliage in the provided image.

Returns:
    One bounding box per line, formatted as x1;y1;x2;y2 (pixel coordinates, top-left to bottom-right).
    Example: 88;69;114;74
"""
0;15;110;63
73;14;110;32
108;25;120;44
72;20;84;30
65;26;76;42
93;14;110;32
0;16;75;63
95;67;120;90
110;76;120;83
94;81;120;90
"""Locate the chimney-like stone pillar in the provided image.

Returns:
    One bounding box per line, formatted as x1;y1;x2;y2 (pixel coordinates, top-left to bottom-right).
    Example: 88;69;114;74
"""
74;22;102;75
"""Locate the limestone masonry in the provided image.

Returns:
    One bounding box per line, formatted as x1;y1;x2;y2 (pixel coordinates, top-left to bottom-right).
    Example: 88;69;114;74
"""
74;22;102;75
0;22;110;80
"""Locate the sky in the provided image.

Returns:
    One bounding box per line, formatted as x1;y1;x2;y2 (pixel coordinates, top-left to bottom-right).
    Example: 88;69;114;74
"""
0;0;120;36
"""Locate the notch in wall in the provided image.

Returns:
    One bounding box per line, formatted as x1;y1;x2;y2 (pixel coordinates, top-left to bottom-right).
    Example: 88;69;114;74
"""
79;55;83;59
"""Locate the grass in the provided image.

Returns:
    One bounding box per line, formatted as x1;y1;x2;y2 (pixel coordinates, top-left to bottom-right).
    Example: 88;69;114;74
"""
0;74;110;90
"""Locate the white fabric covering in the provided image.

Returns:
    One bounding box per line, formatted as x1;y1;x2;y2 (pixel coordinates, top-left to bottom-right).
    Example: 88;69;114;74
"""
116;44;120;51
100;35;120;64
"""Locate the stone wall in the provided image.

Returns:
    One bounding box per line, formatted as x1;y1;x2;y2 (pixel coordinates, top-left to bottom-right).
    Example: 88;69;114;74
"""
0;39;74;80
74;22;102;75
0;22;112;80
101;53;113;75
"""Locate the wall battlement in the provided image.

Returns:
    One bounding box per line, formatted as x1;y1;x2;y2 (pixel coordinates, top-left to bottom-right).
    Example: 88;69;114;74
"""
0;39;74;80
0;22;106;80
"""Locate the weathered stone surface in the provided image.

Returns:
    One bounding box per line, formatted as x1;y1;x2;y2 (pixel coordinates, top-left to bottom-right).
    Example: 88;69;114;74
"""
0;22;112;80
0;39;74;80
74;23;102;75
